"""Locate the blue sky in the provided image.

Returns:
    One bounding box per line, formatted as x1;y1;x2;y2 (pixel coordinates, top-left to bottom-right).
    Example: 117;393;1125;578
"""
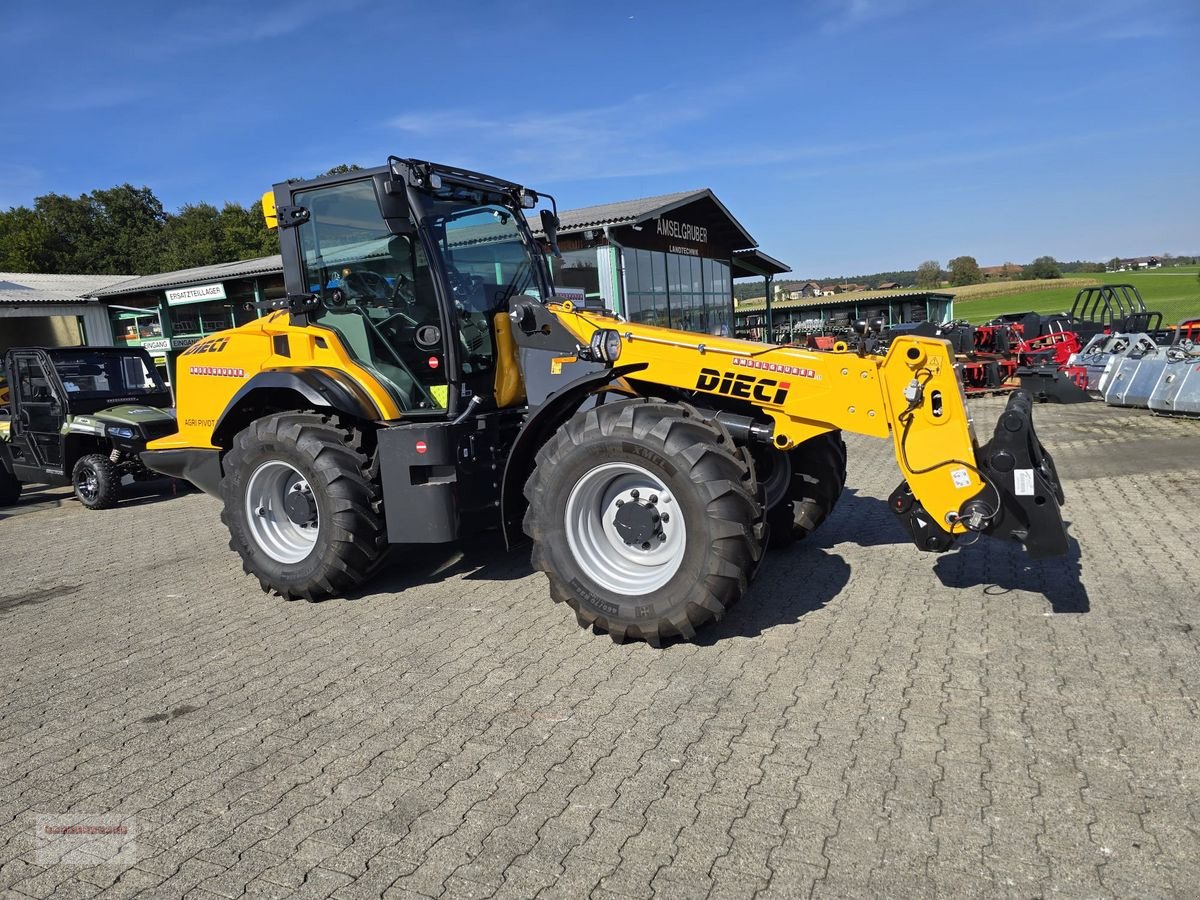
3;0;1198;276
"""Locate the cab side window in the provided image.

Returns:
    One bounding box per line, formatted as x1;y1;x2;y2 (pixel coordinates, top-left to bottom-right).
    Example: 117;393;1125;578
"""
16;358;53;403
294;179;451;412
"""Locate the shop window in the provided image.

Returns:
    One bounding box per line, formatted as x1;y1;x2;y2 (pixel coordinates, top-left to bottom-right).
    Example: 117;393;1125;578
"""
621;248;732;334
552;249;602;301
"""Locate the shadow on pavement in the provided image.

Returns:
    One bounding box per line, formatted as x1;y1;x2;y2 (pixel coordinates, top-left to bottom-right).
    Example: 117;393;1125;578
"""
933;528;1089;613
693;546;852;645
348;531;533;600
809;488;910;550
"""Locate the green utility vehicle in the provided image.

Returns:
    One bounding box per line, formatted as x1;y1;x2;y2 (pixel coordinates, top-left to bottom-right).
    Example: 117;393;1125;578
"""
0;347;176;509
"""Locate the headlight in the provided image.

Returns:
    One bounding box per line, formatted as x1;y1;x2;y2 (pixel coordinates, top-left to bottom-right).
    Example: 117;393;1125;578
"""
106;426;136;439
589;329;622;363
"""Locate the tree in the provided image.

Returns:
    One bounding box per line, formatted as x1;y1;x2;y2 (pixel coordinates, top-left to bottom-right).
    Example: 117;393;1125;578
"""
158;203;223;270
915;260;942;287
0;207;56;272
1023;256;1062;280
947;255;982;286
218;201;278;262
90;184;167;274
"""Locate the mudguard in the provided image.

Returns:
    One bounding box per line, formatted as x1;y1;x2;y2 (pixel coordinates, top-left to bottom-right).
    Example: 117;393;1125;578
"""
213;367;382;443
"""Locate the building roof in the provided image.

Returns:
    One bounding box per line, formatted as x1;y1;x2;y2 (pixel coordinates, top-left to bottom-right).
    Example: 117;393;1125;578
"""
737;290;954;312
526;188;758;250
92;255;283;298
0;272;134;305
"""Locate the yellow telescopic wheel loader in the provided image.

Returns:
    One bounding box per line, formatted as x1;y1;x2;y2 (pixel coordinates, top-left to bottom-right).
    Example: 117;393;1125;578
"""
144;158;1069;645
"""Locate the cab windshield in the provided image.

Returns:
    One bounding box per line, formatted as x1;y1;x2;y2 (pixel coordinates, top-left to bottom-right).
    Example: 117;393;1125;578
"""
49;351;166;399
423;200;546;316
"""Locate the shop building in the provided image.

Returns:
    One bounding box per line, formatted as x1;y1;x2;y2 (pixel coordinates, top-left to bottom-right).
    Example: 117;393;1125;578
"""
0;273;125;354
530;189;790;335
91;256;285;383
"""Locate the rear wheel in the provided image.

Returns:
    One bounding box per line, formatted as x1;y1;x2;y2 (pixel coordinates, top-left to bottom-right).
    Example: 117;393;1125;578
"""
72;454;122;510
757;432;847;547
0;465;21;506
220;413;385;601
524;399;764;645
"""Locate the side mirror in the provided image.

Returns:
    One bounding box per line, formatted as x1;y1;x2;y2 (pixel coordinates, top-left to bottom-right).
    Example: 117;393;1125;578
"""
375;173;414;235
540;208;562;259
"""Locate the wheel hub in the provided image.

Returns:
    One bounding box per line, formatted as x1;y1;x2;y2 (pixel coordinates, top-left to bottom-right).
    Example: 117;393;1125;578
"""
613;490;665;549
564;462;686;596
244;460;320;564
284;484;317;526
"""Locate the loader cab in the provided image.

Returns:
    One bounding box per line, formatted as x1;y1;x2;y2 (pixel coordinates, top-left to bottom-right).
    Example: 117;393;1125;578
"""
277;161;552;417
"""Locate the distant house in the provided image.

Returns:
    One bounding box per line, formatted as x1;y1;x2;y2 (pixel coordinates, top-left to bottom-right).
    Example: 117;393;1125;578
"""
793;281;824;298
980;263;1024;280
819;284;839;295
1111;256;1161;271
837;282;866;293
876;281;901;291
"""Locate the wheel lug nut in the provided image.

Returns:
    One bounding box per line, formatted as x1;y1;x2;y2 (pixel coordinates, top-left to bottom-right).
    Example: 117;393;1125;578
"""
661;513;670;523
631;489;639;499
615;499;624;507
641;542;651;550
650;494;658;504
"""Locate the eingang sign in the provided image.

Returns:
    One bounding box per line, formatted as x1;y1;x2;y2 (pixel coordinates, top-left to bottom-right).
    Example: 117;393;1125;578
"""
165;283;226;306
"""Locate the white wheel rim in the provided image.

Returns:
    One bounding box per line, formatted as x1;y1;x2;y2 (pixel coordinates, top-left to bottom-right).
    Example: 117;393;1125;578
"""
244;460;319;564
564;461;686;596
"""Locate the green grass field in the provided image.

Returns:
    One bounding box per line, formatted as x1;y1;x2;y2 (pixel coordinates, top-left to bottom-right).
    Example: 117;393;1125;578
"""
956;266;1200;326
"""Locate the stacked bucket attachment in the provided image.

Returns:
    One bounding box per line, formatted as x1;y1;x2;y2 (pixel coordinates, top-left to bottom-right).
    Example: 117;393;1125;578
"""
1060;321;1200;417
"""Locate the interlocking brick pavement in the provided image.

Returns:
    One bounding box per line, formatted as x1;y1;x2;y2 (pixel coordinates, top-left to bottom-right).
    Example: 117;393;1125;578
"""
1;397;1198;898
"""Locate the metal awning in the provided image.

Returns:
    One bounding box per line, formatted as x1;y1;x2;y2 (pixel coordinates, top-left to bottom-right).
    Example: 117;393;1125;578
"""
731;249;791;279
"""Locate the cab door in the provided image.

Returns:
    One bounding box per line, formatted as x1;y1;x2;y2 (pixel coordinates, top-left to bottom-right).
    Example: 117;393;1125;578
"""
9;353;64;471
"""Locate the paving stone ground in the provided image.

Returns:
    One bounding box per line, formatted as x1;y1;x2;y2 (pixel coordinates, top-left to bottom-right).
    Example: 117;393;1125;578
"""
1;397;1198;899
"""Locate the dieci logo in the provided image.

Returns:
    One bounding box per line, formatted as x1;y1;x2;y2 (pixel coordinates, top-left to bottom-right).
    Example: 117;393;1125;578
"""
695;367;790;404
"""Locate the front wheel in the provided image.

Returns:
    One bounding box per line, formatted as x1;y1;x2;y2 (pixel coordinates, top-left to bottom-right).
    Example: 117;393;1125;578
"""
72;454;122;510
524;399;764;645
220;413;386;601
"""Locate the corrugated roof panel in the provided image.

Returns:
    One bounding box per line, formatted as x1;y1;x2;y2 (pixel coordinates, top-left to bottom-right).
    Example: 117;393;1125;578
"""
92;255;284;297
0;272;134;304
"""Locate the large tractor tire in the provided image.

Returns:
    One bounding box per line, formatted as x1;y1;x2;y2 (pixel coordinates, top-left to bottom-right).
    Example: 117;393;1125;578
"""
72;453;122;510
0;465;21;506
524;399;765;645
756;431;847;548
220;413;386;601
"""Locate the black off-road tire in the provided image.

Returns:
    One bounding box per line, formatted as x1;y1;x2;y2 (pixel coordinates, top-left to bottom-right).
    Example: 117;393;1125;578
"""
220;413;386;601
758;431;847;548
524;398;765;645
72;453;122;510
0;465;21;506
